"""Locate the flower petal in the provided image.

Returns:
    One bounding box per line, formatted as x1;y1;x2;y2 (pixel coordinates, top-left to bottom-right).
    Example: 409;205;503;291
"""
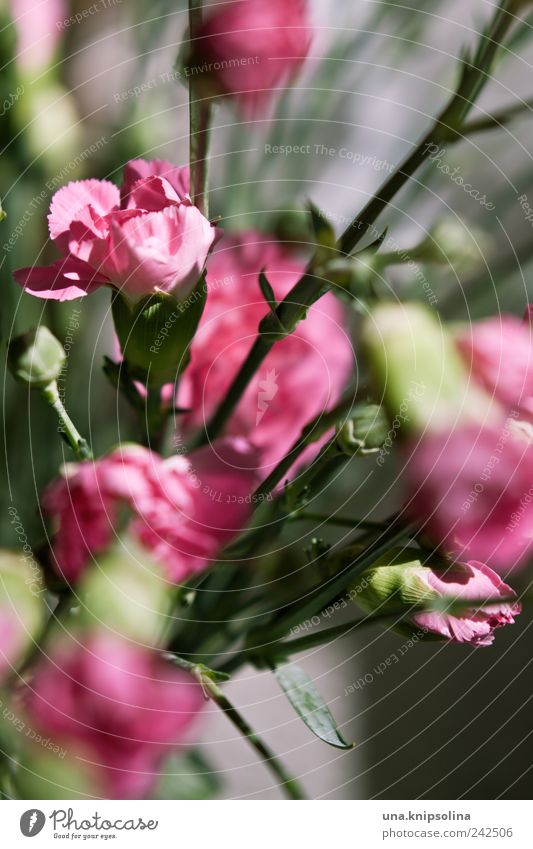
13;256;107;301
121;160;190;207
48;179;120;241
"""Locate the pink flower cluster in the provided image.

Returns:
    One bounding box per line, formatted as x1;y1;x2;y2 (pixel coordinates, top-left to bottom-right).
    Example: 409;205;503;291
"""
20;633;203;799
43;439;258;583
189;0;312;116
14;160;215;302
406;311;533;571
178;232;354;473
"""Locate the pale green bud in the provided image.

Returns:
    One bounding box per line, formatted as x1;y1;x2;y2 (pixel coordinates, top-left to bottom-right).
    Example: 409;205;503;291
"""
8;326;66;389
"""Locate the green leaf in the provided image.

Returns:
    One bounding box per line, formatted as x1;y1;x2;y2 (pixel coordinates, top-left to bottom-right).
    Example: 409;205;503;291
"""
152;750;221;800
258;269;277;312
272;662;354;750
357;227;388;257
164;653;230;683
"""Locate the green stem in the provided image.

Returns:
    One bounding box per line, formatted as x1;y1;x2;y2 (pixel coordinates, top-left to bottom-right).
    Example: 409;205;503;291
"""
223;439;348;562
144;383;166;451
249;518;414;647
252;389;359;502
219;614;393;674
460;96;533;135
191;0;518;447
197;670;306;800
189;0;211;218
41;382;92;461
290;511;385;531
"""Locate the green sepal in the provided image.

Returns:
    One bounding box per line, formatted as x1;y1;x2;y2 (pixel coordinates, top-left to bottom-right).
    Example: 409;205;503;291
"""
111;273;207;387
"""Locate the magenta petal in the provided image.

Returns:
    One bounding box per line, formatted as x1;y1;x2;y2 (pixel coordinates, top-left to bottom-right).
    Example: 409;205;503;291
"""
14;256;108;301
124;176;182;212
121;160;190;207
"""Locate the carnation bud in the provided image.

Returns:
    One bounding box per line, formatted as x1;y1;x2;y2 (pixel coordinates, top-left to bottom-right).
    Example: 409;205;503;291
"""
272;207;312;247
0;549;45;682
184;0;312;117
336;404;389;455
350;547;437;614
12;749;99;801
112;278;206;386
7;326;65;389
77;539;172;647
416;220;487;275
362;303;493;435
349;547;520;646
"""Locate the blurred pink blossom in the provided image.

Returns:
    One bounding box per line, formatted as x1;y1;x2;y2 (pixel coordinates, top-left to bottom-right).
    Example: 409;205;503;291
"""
9;0;65;73
0;615;20;682
405;423;533;571
177;232;353;474
21;633;204;799
14;159;215;302
189;0;312;116
43;439;259;583
456;313;533;421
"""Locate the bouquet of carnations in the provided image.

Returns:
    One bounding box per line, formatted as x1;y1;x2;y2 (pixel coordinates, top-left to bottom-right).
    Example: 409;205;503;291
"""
1;0;531;801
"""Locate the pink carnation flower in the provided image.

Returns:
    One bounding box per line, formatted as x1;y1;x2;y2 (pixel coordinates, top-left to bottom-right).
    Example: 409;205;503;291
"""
43;439;258;583
189;0;312;116
14;159;216;302
456;313;533;421
411;561;520;647
20;633;204;799
177;232;353;474
405;423;533;571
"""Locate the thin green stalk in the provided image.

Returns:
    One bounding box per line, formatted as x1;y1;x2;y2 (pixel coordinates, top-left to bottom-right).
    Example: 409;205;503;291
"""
189;0;212;217
197;670;306;800
41;382;92;461
144;383;166;451
219;614;392;674
252;389;359;501
290;511;385;531
223;439;348;561
249;519;414;647
191;0;519;447
460;96;533;135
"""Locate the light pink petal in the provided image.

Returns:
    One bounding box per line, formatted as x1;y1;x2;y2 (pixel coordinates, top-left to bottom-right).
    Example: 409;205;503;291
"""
91;205;215;299
8;0;66;72
48;179;120;241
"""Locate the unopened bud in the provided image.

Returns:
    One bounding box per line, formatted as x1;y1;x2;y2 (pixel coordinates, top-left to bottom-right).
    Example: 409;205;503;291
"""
112;278;206;386
362;303;492;435
0;549;45;682
336;404;389;455
8;326;65;388
77;539;172;647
